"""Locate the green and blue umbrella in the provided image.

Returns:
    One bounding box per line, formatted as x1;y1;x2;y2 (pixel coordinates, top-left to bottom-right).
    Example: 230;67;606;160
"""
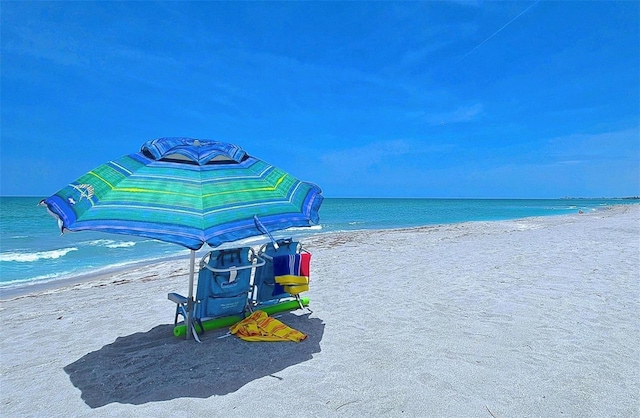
42;137;322;249
41;137;323;338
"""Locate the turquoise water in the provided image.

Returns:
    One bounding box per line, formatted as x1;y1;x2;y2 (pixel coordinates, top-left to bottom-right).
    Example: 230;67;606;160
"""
1;197;636;290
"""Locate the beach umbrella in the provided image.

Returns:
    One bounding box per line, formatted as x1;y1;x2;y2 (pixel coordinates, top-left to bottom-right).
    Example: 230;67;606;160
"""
41;137;323;338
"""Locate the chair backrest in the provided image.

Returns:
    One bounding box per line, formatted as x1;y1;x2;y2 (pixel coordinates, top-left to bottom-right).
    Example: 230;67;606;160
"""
196;247;255;319
253;238;301;303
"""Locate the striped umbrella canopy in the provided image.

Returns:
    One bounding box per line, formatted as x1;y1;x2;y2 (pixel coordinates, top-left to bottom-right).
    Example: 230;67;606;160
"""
41;137;323;250
41;137;323;339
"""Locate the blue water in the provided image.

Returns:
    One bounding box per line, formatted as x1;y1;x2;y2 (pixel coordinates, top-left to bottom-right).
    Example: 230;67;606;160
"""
1;197;637;291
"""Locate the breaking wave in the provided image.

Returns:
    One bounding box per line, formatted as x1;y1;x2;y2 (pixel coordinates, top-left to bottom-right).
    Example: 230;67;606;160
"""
0;247;78;262
86;239;137;249
286;225;323;231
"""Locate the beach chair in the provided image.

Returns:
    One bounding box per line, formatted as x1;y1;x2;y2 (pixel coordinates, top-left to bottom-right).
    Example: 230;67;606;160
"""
252;238;311;311
168;247;263;340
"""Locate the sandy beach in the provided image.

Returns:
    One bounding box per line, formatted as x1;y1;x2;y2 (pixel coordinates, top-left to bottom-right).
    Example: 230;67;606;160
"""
1;205;638;417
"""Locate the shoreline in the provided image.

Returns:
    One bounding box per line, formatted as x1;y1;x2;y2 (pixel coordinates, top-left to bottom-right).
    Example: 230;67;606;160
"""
0;253;193;301
2;203;635;301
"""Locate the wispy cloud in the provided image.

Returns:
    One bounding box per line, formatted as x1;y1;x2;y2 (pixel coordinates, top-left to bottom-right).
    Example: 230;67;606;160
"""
320;139;413;174
547;127;640;163
411;103;484;125
446;0;483;7
465;126;640;196
397;40;457;70
316;139;439;196
318;138;459;186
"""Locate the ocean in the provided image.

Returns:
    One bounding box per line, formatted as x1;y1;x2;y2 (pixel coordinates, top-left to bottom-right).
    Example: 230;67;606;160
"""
1;197;636;292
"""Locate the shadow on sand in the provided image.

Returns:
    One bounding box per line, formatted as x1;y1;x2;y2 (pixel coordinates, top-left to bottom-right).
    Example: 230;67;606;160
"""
64;312;324;407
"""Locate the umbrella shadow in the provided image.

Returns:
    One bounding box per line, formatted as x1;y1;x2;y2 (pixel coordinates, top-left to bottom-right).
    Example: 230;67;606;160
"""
64;312;324;408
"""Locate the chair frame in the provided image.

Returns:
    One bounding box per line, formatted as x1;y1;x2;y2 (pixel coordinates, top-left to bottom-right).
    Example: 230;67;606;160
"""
251;238;310;311
168;246;265;341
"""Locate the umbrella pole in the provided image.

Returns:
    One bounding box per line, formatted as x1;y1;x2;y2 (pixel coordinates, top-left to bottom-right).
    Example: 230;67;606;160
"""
186;250;196;340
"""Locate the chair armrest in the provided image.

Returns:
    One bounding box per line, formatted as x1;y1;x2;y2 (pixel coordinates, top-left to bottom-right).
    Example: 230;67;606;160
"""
168;292;188;304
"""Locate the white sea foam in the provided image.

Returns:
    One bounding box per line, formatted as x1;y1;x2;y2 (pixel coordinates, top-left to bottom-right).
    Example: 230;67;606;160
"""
86;239;137;249
0;271;68;288
0;247;78;262
106;241;136;249
234;236;267;245
85;239;114;246
286;225;323;231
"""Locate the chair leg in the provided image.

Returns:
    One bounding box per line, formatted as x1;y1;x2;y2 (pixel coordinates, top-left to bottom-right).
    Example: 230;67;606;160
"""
295;295;312;313
174;306;181;325
245;297;255;314
191;322;202;343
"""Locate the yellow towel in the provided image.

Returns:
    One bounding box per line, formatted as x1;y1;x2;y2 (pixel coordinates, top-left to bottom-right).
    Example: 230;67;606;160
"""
230;310;306;342
275;274;309;285
283;284;309;294
275;274;309;295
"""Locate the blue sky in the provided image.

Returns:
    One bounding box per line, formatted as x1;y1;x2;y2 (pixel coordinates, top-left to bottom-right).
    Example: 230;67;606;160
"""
1;1;638;198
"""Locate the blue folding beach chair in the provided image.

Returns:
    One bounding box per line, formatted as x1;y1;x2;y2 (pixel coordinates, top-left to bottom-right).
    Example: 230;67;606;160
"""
168;247;263;341
251;238;310;311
